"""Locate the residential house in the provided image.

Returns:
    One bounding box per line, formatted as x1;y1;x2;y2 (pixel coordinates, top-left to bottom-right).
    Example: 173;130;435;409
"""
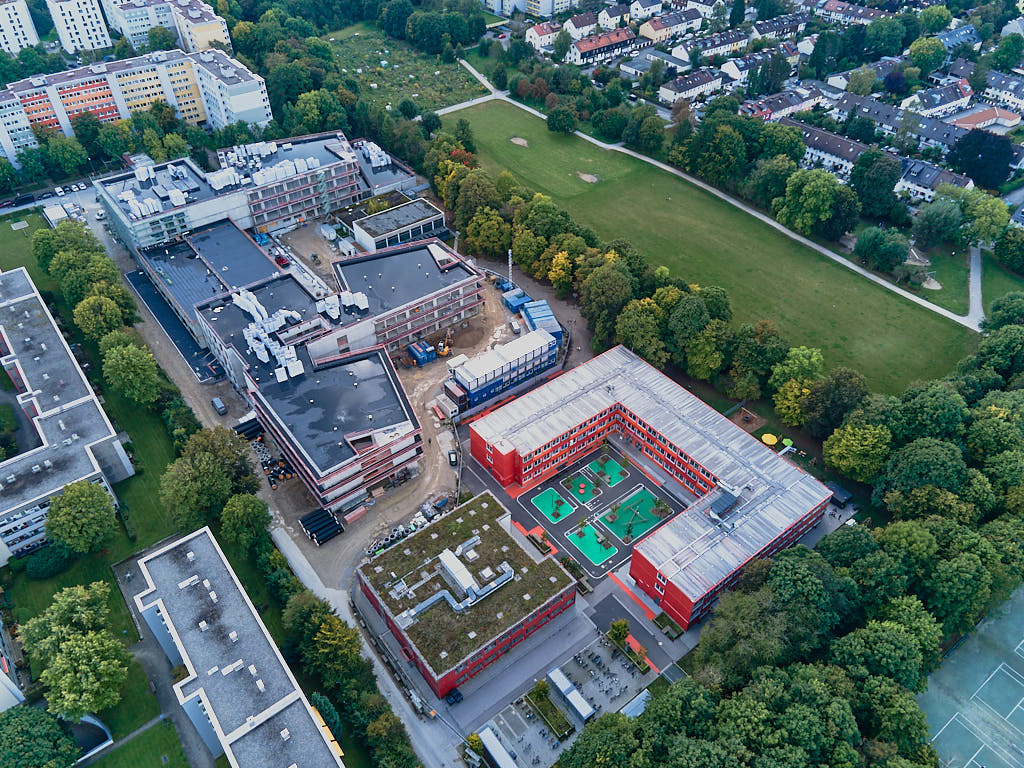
671;27;746;60
682;0;724;17
564;11;598;39
899;78;972;117
658;66;722;102
750;12;810;40
620;47;689;77
895;158;973;202
950;59;1024;112
779;116;868;177
936;24;980;53
639;9;701;41
818;0;891;25
831;92;968;151
599;3;630;27
718;42;797;83
740;85;825;120
526;21;562;49
826;56;903;91
1002;17;1024;37
521;0;580;17
949;106;1021;129
566;27;636;64
631;0;663;20
797;32;817;57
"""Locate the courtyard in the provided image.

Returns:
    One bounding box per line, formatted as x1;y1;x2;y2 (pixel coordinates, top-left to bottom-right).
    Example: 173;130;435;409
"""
465;442;690;580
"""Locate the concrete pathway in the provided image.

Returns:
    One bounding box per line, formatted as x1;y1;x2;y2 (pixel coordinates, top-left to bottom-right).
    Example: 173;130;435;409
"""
969;245;984;327
453;59;987;332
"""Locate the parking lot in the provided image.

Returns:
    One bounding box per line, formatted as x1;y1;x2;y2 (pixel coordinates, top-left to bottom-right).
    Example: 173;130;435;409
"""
477;636;657;765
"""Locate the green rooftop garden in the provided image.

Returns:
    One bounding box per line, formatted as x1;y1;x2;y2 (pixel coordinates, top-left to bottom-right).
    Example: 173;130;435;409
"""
360;493;573;671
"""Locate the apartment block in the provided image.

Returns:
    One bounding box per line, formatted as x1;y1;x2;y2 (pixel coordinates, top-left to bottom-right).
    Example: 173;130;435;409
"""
134;528;346;766
0;267;134;564
102;0;228;51
0;49;270;166
0;0;38;56
171;0;229;52
47;0;110;53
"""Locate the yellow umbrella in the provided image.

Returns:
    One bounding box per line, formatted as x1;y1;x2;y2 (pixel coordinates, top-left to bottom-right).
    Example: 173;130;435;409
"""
761;433;779;446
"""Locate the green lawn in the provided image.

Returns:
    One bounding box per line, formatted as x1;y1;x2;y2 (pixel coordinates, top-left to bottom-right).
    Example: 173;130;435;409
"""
327;23;486;112
97;659;161;739
982;249;1024;313
919;246;970;315
91;721;188;768
444;101;979;393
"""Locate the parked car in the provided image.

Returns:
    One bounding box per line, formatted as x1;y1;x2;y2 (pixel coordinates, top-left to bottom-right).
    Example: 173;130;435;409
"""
445;688;463;705
12;193;34;205
0;199;13;209
274;254;290;267
509;319;521;334
38;192;54;200
54;186;65;196
95;210;105;220
211;397;227;415
448;450;458;466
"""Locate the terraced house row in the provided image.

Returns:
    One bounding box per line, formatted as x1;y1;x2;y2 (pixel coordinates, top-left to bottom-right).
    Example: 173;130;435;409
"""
0;47;271;167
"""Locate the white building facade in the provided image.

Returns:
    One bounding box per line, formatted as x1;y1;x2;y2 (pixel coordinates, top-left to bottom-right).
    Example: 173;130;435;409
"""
0;0;38;56
46;0;111;53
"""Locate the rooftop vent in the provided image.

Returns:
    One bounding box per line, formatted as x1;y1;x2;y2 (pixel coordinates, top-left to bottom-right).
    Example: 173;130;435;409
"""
256;678;265;692
280;729;291;741
186;550;195;561
199;620;208;631
229;631;238;643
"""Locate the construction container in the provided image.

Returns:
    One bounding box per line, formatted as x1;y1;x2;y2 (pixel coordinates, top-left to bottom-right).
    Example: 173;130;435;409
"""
449;329;557;408
502;287;532;312
408;341;437;365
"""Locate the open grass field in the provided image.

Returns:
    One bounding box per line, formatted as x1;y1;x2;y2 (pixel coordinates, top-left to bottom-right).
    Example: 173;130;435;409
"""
444;101;979;393
327;23;486;112
982;250;1024;312
92;721;188;768
97;659;162;739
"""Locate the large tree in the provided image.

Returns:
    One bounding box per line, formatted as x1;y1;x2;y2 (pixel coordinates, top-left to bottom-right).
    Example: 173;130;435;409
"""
918;4;951;32
616;298;667;367
73;295;123;341
850;148;901;220
802;367;868;437
908;36;946;74
21;581;111;666
0;706;79;768
221;493;271;552
947;129;1014;190
102;343;162;406
912;197;962;247
879;437;968;498
774;169;860;240
42;630;130;718
854;227;908;272
830;620;925;692
580;261;633;349
823;422;892;483
45;480;118;554
994;227;1024;274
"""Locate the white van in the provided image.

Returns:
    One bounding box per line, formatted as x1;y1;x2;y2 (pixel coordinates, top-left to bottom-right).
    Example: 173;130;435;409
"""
509;319;521;334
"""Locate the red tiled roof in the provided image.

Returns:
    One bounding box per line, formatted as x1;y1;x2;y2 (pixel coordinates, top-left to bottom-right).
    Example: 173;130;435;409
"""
574;27;636;53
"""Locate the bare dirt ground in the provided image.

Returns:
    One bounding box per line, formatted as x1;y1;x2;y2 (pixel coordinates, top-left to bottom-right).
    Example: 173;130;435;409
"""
729;406;765;433
279;224;344;283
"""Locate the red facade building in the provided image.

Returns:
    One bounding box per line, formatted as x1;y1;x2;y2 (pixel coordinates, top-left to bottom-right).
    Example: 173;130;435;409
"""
470;346;832;629
356;493;576;698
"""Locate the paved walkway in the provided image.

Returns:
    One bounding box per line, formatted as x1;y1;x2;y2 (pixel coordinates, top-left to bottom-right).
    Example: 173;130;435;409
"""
454;59;987;332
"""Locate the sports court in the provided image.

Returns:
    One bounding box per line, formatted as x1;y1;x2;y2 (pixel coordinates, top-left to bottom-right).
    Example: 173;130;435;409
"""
567;523;618;566
919;584;1024;768
530;487;573;524
588;457;629;487
599;487;663;543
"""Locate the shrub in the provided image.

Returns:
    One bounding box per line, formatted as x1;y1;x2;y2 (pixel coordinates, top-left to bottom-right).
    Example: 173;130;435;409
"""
25;543;77;580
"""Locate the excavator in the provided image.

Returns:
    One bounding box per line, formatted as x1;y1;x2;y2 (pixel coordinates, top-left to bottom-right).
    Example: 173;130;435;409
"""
438;328;453;357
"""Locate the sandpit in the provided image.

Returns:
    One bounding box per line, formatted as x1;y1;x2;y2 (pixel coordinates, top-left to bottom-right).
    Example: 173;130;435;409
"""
510;136;528;147
576;172;600;183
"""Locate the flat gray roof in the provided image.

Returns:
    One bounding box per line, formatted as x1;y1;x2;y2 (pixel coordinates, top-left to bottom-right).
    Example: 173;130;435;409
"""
0;268;121;513
353;198;444;239
332;241;478;316
99;157;217;219
134;528;344;768
471;346;831;600
216;133;359;179
197;274;417;476
137;220;280;317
